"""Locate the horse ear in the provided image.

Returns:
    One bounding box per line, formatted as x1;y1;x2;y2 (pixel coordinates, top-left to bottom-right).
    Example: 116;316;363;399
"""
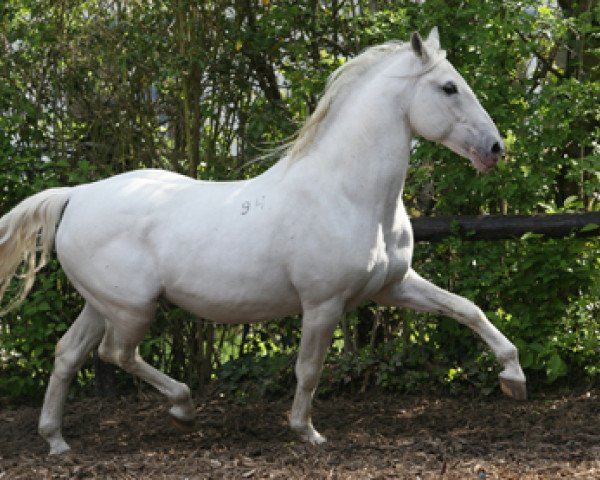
411;32;429;62
426;27;440;50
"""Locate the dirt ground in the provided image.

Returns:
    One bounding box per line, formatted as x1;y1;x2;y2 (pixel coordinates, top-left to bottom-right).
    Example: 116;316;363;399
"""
1;389;599;479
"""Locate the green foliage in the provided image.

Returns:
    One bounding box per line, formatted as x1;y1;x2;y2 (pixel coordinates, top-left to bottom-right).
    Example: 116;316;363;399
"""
410;233;599;390
0;0;598;401
216;352;295;400
0;262;84;398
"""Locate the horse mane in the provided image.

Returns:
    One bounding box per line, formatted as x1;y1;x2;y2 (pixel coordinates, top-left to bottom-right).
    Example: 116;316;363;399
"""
287;41;408;161
285;39;445;162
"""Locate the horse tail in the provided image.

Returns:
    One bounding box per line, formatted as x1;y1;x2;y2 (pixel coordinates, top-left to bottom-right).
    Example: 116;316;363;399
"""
0;187;72;315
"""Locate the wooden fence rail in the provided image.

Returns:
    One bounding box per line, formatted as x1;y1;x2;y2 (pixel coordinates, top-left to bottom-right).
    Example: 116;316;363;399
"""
411;212;600;242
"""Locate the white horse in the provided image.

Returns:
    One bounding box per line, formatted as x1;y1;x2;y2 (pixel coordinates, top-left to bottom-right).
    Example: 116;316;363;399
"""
0;29;525;455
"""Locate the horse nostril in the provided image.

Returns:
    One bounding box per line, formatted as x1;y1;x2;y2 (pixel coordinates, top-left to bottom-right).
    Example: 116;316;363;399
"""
491;141;503;155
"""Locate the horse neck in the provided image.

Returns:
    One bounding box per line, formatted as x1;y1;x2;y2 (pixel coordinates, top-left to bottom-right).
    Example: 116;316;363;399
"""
294;73;413;214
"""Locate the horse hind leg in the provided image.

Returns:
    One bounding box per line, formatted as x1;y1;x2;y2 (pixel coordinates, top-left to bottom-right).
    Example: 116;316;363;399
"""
39;303;105;455
97;311;195;429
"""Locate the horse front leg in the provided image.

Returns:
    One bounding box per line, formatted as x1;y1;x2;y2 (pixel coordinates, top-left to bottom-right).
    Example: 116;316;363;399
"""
375;268;526;400
290;300;342;444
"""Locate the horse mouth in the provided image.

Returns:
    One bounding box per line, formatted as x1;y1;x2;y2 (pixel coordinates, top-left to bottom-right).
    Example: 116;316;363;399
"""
446;142;499;174
467;147;497;174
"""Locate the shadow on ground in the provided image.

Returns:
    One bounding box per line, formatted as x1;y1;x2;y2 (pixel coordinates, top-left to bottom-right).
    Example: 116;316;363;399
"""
1;390;599;479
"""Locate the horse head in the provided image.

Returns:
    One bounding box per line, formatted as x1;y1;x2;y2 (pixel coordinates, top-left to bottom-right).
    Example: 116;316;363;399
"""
407;28;505;173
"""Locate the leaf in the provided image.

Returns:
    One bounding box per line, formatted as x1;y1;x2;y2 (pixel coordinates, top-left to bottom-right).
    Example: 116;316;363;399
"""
580;223;599;233
563;195;578;208
546;353;568;383
520;349;534;369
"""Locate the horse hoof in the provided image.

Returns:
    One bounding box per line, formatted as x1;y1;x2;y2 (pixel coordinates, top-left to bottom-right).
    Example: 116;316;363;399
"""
170;415;196;433
308;431;327;445
499;377;527;401
290;422;327;445
47;438;72;456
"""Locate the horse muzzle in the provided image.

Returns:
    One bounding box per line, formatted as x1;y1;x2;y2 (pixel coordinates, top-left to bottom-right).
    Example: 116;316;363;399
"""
467;136;505;173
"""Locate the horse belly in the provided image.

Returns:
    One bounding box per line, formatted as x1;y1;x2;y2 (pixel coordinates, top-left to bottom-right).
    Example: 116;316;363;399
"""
163;270;301;324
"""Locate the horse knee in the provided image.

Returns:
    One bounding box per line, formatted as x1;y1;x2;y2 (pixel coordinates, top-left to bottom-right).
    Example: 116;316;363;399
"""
498;343;519;364
455;303;486;328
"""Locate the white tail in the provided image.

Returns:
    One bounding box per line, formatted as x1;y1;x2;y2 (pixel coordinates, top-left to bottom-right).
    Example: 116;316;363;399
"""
0;187;71;315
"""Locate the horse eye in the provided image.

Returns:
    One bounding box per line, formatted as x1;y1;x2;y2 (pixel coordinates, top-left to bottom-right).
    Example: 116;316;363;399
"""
442;81;458;95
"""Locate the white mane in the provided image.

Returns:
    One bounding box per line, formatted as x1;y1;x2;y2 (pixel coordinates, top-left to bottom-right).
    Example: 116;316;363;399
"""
287;40;444;161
